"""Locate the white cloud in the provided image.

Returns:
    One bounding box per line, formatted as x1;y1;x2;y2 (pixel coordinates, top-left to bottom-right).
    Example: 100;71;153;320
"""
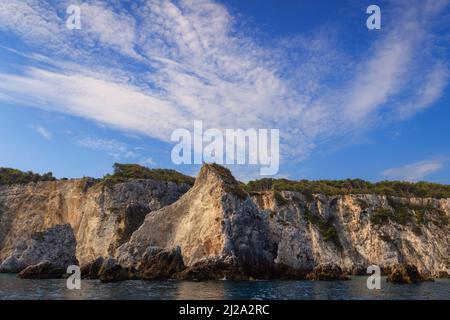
77;2;140;59
395;65;449;118
0;67;186;141
343;1;449;124
344;34;412;122
0;0;448;176
140;157;156;167
32;125;52;140
382;160;444;182
77;137;138;159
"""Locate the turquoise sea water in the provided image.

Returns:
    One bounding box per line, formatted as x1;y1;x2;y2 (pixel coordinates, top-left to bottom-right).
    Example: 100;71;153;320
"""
0;274;448;300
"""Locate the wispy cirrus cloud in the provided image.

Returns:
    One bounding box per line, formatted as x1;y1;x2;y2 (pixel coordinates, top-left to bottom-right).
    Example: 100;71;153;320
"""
382;160;445;182
0;0;448;172
0;67;186;141
31;125;52;140
77;137;138;160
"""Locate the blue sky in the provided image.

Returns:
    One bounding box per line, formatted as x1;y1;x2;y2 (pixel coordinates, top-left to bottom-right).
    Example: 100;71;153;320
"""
0;0;449;182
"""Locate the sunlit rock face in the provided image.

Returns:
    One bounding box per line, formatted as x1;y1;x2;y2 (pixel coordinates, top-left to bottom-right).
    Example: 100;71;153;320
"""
0;164;449;279
0;178;190;265
117;164;449;279
251;191;450;277
116;164;273;279
0;224;77;273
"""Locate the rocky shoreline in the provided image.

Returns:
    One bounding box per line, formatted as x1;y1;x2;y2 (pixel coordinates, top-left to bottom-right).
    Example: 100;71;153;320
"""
3;258;438;285
0;164;449;283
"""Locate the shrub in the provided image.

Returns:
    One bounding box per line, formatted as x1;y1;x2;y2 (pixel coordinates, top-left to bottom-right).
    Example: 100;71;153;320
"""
273;190;289;206
371;199;448;230
371;202;412;226
415;209;425;224
389;199;448;226
356;198;369;210
0;168;56;185
304;208;341;248
370;208;392;225
438;211;449;225
419;206;449;226
102;163;195;186
391;206;411;225
244;178;450;199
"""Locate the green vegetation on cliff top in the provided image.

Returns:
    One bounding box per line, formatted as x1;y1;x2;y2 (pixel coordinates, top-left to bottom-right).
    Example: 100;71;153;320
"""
2;164;450;199
0;164;195;187
0;168;56;185
102;163;195;186
244;178;450;199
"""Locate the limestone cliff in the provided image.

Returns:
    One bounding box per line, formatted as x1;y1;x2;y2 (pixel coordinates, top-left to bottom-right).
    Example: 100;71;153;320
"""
117;164;449;279
117;164;273;279
0;164;449;279
0;178;190;266
252;191;449;277
0;224;77;273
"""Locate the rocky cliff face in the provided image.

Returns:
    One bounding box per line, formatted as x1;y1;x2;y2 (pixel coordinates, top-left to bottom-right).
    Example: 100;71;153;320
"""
116;165;449;279
0;164;448;279
0;178;190;266
0;224;77;273
252;191;449;277
117;164;273;279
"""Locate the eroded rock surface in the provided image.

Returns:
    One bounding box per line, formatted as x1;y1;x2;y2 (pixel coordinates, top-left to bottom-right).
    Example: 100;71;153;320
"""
174;256;248;280
98;258;136;283
306;263;350;281
116;164;273;279
137;246;185;280
80;257;105;279
1;164;449;281
252;191;450;278
18;261;66;279
0;224;77;273
0;179;190;265
387;264;433;283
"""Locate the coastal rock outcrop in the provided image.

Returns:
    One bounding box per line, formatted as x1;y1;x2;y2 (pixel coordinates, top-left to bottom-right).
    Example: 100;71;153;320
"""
174;256;248;280
306;263;350;281
0;178;190;266
137;246;185;280
0;164;449;280
386;264;433;284
116;164;273;279
252;191;450;278
18;261;66;279
0;224;77;273
98;258;136;283
80;257;105;279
